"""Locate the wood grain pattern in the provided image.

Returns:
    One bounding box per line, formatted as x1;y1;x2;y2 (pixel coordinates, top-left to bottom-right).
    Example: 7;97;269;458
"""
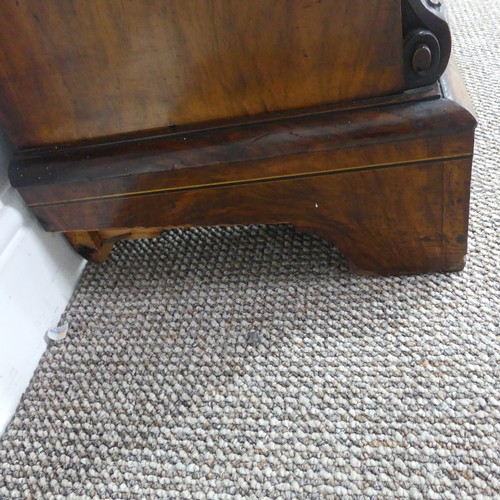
52;159;472;275
11;92;474;207
1;1;477;275
0;0;403;147
11;63;476;275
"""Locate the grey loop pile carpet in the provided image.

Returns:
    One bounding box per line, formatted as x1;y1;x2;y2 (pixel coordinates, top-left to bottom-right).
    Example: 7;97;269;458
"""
1;0;499;497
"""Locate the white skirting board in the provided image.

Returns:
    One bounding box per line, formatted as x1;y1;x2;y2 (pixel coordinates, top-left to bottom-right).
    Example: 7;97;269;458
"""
0;133;85;436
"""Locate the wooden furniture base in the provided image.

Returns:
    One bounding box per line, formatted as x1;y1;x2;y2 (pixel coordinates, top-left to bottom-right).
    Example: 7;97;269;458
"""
63;158;472;275
10;63;475;275
1;1;476;275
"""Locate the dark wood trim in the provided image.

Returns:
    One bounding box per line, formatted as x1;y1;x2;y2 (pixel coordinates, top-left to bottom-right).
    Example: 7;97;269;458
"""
10;89;474;209
15;84;440;156
402;0;452;89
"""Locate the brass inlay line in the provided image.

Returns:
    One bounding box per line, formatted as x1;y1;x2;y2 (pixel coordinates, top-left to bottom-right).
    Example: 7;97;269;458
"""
29;153;472;208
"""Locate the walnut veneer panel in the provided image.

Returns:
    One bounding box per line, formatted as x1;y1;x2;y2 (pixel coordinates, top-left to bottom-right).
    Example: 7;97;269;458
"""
0;0;403;147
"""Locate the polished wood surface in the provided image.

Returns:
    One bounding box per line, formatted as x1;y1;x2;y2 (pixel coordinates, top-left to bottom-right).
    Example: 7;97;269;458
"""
55;159;473;275
11;85;442;204
17;77;476;275
12;90;474;208
1;1;476;275
0;0;403;147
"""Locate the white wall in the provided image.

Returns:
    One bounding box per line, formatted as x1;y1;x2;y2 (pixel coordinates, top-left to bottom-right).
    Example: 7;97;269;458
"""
0;131;85;435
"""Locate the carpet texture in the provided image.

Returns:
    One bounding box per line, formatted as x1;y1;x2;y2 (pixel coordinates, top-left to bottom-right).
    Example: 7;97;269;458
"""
1;1;499;497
